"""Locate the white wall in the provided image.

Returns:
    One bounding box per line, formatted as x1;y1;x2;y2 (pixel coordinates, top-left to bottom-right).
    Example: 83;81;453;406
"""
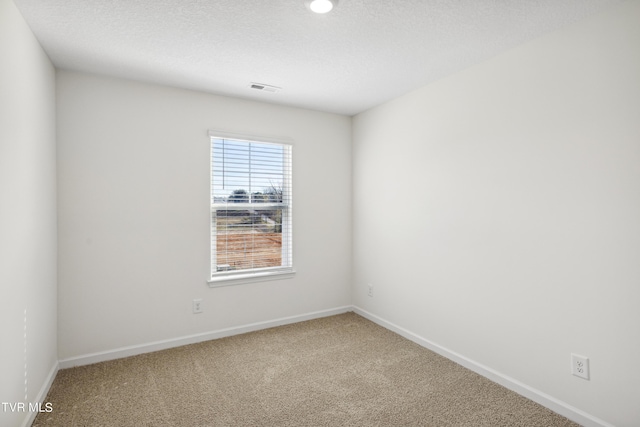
352;2;640;426
0;0;58;426
56;71;352;360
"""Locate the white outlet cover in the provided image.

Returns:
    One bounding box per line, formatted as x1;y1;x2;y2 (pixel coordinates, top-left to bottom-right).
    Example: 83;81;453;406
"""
571;353;589;380
193;299;203;314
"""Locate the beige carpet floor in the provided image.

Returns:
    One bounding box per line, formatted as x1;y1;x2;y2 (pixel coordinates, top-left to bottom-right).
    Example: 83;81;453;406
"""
33;312;578;426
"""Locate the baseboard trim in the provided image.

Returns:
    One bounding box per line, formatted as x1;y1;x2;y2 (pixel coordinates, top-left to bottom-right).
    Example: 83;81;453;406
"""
54;305;613;426
58;306;352;369
352;306;614;427
21;360;59;427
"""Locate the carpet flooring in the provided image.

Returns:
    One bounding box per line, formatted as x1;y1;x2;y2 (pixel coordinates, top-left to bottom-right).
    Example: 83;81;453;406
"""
33;312;579;426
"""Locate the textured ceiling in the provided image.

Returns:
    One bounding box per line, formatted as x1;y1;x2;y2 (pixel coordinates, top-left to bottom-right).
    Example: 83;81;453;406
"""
13;0;623;115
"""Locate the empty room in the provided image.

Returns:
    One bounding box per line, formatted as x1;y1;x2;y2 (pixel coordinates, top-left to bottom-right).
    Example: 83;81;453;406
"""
1;0;639;426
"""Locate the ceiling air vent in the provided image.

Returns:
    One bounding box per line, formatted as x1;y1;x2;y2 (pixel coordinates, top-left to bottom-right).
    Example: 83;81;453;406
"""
249;82;281;93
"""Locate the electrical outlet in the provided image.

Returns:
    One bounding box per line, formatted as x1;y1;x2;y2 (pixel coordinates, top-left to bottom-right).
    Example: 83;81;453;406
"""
367;284;373;297
192;299;203;314
571;353;589;380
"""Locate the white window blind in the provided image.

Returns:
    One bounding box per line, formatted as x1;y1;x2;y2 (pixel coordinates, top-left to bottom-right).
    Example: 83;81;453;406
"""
209;135;293;283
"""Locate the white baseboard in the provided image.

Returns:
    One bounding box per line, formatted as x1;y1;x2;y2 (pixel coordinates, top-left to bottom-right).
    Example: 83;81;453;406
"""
352;306;613;427
58;306;352;369
21;360;59;427
52;305;613;427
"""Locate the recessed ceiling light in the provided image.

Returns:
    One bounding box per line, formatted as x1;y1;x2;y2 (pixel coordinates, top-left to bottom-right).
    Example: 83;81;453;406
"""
305;0;338;14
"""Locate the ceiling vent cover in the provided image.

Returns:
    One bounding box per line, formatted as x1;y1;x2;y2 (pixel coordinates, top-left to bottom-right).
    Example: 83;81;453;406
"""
249;82;281;93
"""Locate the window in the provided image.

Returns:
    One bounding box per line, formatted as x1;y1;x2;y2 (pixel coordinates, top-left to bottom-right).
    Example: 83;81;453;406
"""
208;131;293;285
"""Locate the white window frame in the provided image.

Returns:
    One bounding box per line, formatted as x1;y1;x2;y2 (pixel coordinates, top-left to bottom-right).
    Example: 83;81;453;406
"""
207;130;294;287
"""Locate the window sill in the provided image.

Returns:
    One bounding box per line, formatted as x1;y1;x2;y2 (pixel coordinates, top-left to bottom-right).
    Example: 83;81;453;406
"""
207;269;296;288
